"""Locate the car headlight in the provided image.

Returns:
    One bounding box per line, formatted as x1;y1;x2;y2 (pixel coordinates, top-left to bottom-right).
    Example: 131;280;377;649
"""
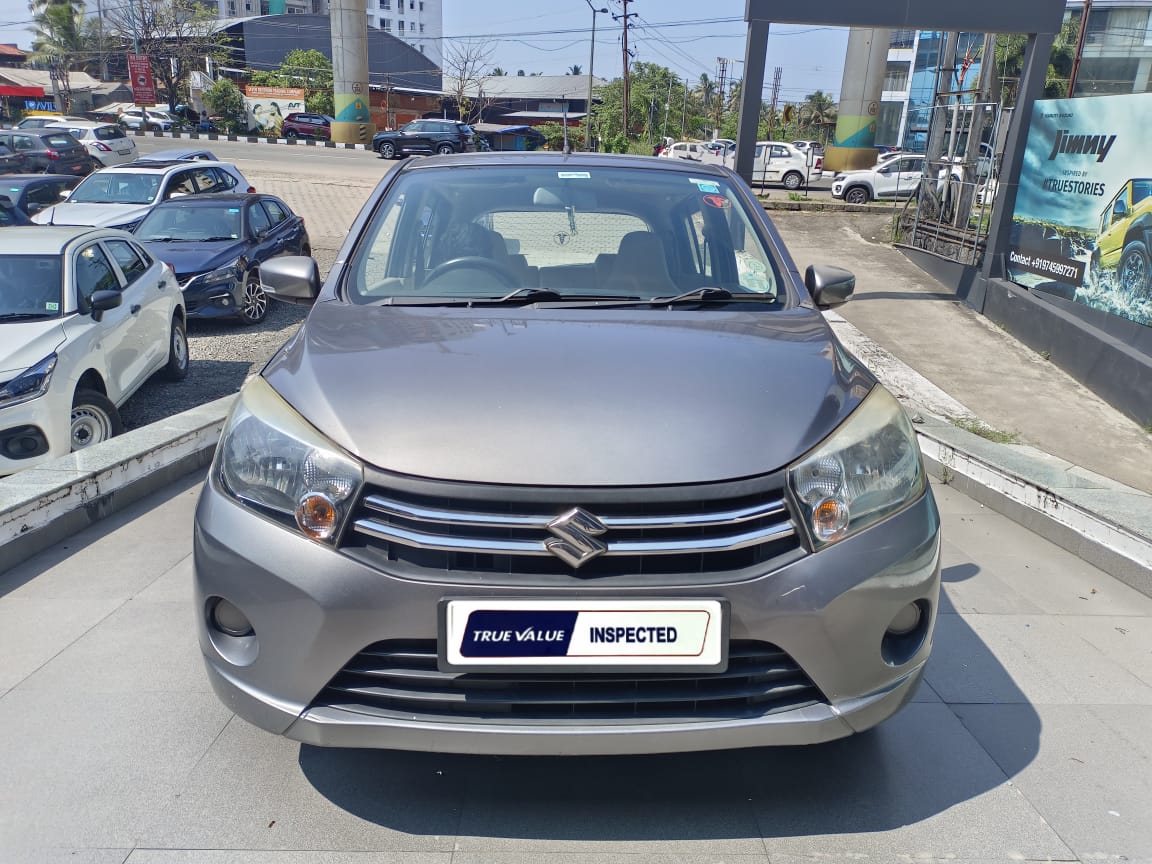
217;375;363;542
0;354;57;409
788;385;925;548
199;263;240;287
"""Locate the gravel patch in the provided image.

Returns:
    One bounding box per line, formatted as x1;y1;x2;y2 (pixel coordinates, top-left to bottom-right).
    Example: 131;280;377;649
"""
119;245;339;429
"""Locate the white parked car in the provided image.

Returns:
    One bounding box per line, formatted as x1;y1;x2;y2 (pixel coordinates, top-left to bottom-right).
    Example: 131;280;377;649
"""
832;154;925;204
751;141;823;190
0;227;187;475
46;120;138;167
32;160;254;232
119;108;175;132
660;141;723;163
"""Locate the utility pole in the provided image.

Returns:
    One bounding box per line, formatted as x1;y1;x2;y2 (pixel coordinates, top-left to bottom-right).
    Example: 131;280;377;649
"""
1068;0;1093;96
614;0;637;138
715;57;729;132
585;2;607;151
767;65;782;140
681;79;688;139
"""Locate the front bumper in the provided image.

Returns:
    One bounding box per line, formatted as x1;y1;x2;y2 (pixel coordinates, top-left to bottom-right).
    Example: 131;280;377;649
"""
181;278;244;319
195;479;941;754
0;387;72;474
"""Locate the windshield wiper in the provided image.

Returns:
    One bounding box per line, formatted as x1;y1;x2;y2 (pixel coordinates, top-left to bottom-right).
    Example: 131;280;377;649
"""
380;288;565;307
650;287;778;306
201;236;237;242
0;312;54;321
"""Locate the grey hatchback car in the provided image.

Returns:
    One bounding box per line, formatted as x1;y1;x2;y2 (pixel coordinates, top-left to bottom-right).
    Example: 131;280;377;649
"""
195;153;941;754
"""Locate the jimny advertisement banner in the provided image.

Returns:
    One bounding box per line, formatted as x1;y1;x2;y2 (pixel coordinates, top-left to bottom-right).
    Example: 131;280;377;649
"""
1007;92;1152;328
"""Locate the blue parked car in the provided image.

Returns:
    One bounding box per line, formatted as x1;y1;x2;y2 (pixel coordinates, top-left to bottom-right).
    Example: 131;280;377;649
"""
133;193;310;324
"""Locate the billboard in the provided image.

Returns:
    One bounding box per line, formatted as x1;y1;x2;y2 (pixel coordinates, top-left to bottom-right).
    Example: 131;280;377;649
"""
243;86;306;136
127;54;156;107
1007;93;1152;328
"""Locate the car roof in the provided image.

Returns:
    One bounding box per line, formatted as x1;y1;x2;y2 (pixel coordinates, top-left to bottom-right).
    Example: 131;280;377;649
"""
44;120;116;129
110;159;234;172
401;151;731;177
0;174;82;188
0;226;117;252
151;192;268;208
136;149;218;160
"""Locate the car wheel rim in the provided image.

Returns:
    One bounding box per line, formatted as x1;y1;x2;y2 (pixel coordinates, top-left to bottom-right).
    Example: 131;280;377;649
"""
1121;253;1147;298
381;144;394;157
243;275;267;321
785;175;800;190
438;145;453;155
172;325;188;369
847;190;865;204
70;405;112;450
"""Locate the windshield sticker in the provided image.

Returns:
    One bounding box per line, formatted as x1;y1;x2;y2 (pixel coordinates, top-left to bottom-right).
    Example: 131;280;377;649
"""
228;208;240;212
557;171;591;179
45;302;59;312
690;178;721;193
702;194;730;209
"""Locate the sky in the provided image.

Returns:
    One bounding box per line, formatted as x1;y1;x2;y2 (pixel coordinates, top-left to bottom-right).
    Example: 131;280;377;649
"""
0;0;850;102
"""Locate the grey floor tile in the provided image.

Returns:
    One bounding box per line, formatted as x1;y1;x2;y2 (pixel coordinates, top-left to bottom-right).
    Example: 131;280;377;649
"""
15;599;208;694
451;855;770;864
0;594;124;690
0;691;232;850
452;749;764;855
932;482;993;517
743;703;1072;861
133;555;193;604
1062;616;1152;687
926;614;1152;705
937;539;1045;616
0;850;131;864
138;719;460;853
957;704;1152;861
125;853;451;863
910;676;942;702
1;478;201;603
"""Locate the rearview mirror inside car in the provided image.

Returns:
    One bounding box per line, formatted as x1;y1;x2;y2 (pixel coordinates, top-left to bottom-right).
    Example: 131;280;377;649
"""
805;264;855;309
260;256;321;305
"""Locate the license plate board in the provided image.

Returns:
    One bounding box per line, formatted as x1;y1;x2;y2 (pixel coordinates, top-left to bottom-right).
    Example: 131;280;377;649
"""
439;598;728;673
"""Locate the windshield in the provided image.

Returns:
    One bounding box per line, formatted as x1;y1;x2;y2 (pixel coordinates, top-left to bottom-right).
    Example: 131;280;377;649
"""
68;172;162;205
345;165;787;304
136;204;242;241
0;255;63;319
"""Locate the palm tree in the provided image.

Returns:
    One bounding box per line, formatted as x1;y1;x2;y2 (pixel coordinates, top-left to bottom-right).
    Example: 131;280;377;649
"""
490;66;507;76
798;90;837;137
29;2;103;110
697;72;716;115
567;64;582;76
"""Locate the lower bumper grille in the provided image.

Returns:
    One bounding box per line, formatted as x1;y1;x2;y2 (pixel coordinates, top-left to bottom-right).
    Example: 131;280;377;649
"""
311;640;825;724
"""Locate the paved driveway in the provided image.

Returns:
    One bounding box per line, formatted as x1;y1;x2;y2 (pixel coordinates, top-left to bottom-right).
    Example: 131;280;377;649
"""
2;476;1151;863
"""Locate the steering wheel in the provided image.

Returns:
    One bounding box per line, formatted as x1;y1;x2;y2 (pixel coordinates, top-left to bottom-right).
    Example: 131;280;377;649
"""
422;256;519;290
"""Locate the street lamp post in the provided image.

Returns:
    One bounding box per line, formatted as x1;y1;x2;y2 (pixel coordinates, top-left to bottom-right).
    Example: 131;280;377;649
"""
585;1;608;151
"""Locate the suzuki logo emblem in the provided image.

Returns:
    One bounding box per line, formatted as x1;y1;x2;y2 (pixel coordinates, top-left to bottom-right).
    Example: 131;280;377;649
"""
545;507;608;568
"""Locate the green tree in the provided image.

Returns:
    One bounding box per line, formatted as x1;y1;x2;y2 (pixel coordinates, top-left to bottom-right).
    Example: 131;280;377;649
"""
202;77;246;133
490;66;507;76
567;64;582;76
29;2;105;111
995;18;1081;103
250;48;334;115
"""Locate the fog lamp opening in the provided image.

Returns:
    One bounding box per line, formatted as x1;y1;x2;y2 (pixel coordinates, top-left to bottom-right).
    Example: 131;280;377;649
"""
887;602;922;636
210;597;253;637
881;599;931;667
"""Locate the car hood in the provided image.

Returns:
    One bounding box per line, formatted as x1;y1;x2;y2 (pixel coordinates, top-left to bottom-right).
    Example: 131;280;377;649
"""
142;240;246;275
33;202;150;228
263;303;874;486
0;318;67;379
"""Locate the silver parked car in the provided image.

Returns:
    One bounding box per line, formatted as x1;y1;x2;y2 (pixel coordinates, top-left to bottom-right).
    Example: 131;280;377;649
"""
195;153;941;755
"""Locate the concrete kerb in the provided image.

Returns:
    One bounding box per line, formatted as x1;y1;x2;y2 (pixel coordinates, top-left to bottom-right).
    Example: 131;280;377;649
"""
0;395;235;574
0;318;1149;590
759;197;898;215
129;129;370;150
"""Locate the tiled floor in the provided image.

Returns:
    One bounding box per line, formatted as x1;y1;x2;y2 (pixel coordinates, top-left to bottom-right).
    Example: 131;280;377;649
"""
1;476;1150;864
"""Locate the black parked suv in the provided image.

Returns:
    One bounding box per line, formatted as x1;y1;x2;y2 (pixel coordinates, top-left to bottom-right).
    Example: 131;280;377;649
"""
0;129;92;176
373;119;476;159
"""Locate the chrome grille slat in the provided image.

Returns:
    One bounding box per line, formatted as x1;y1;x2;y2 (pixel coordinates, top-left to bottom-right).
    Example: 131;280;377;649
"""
311;640;827;722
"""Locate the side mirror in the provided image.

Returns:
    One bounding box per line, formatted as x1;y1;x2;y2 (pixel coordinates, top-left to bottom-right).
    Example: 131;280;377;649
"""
58;189;71;200
259;256;320;305
89;289;122;322
805;264;855;309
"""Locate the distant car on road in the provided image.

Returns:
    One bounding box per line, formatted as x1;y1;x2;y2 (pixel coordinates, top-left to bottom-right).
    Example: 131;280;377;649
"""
136;148;219;162
832;154;925;204
119;108;175;132
0;129;92;176
46;120;138;167
134;193;310;325
281;113;333;140
32;160;253;232
0;174;82;218
373;119;477;159
0;226;187;475
751;141;823;190
15;114;87;130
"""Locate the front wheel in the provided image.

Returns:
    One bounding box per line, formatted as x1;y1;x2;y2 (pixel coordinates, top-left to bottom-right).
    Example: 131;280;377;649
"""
844;186;870;205
240;269;268;325
1118;239;1151;302
783;171;804;191
163;315;189;381
436;143;455;155
378;141;395;159
285;129;297;139
70;389;124;452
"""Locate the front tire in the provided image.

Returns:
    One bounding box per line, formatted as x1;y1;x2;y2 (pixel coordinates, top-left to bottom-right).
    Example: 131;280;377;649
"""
285;129;297;139
844;186;870;205
378;141;395;159
436;143;455;156
163;315;189;381
783;171;804;191
1118;239;1151;302
240;269;268;325
70;389;123;452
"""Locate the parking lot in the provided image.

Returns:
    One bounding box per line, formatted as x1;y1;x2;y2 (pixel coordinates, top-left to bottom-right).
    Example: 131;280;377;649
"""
2;471;1151;862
